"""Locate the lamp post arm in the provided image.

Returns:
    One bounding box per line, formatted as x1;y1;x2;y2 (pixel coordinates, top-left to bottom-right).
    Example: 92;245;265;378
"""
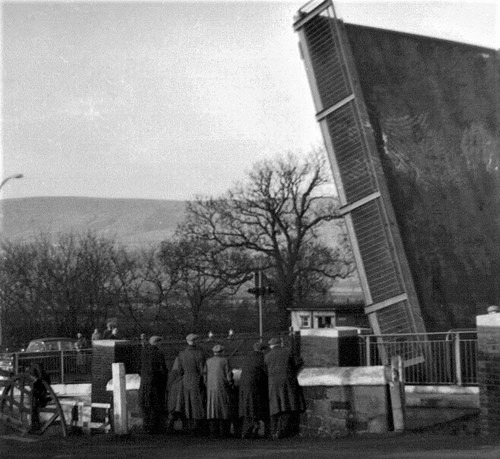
0;174;24;191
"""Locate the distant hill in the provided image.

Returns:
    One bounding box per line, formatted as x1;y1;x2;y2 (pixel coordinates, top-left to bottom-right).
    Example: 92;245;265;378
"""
0;196;187;248
0;195;362;301
0;195;352;254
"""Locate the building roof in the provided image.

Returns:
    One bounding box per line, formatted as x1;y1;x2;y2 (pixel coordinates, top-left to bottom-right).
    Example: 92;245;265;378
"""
288;297;364;312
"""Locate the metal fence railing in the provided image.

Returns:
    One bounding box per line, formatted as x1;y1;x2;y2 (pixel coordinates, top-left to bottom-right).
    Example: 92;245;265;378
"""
157;331;298;369
12;349;93;385
358;331;477;386
4;332;297;385
3;331;478;387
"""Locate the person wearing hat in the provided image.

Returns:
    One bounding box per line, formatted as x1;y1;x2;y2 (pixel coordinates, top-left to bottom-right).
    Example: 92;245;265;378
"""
239;341;269;439
177;333;206;434
204;344;234;437
139;335;168;434
102;322;113;339
264;337;305;439
91;328;101;342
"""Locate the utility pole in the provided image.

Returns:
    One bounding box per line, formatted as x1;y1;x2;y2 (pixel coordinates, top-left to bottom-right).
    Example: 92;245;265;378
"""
247;269;274;340
258;270;263;338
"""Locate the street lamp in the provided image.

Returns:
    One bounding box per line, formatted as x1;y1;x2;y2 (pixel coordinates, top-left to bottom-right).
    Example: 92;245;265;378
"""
0;173;24;191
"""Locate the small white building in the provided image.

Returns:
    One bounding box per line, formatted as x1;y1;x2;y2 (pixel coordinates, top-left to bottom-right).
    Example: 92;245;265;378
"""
289;294;368;331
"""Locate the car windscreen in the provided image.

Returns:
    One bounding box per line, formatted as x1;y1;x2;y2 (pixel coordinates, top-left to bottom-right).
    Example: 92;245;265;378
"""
60;341;76;350
26;341;45;352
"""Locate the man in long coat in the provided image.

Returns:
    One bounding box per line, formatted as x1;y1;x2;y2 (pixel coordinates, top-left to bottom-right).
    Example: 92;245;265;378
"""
204;344;234;437
264;337;305;439
139;335;168;434
239;341;269;438
166;356;185;433
177;333;206;434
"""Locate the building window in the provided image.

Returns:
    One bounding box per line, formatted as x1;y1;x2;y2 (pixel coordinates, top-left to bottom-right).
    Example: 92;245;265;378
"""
317;315;335;328
299;314;311;329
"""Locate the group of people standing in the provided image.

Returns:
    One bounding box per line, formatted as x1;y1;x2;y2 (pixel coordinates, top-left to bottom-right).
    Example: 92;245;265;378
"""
139;333;305;440
90;323;120;341
72;324;120;350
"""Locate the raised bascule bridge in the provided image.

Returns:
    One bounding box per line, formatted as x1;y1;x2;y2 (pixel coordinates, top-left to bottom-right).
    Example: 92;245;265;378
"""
294;0;499;371
0;1;498;438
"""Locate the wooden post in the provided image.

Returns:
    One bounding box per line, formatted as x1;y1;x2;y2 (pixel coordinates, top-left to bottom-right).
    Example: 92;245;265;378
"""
389;355;406;432
112;362;128;435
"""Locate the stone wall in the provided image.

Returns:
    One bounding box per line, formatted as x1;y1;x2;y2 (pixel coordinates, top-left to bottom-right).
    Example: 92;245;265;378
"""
298;366;390;437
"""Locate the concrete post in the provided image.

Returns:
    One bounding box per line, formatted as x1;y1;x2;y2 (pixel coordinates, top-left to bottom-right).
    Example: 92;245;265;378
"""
76;401;91;435
476;313;500;435
454;333;462;386
389;355;406;432
365;335;371;366
112;362;129;435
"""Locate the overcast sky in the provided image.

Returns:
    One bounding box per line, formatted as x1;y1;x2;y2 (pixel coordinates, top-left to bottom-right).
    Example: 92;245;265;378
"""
1;0;498;200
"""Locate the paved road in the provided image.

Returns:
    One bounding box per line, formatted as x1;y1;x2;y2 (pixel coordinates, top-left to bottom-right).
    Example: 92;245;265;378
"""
2;431;500;459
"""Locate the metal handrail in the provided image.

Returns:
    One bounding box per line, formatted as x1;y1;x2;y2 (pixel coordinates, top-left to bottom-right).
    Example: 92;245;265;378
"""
358;331;478;386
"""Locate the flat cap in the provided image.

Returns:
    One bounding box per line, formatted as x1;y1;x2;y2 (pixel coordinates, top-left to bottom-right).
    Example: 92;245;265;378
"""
149;335;162;345
213;344;224;353
253;341;267;351
186;333;199;344
268;337;280;346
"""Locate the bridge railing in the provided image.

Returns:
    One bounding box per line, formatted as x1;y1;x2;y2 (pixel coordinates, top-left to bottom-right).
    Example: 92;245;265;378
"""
5;332;296;385
358;330;477;386
12;348;93;384
3;330;478;387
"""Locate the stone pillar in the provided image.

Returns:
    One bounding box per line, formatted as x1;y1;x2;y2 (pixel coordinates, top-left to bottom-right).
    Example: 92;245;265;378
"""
90;340;141;426
297;328;389;436
91;340;116;405
300;327;360;367
476;313;500;435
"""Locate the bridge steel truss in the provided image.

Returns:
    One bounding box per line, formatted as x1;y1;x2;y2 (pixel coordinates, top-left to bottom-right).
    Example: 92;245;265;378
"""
294;1;427;346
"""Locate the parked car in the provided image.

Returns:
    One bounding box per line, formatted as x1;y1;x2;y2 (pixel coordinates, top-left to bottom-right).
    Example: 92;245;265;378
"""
0;337;79;384
0;352;14;382
25;337;77;352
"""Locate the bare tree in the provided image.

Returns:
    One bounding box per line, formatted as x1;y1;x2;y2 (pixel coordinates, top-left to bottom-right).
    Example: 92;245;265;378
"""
181;150;355;329
138;246;184;335
0;240;44;345
0;232;122;345
158;237;251;330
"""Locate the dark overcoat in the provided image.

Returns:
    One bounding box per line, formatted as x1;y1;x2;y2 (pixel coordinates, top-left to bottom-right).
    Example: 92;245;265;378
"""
177;345;206;419
264;347;305;416
167;357;184;413
239;350;269;419
139;344;168;411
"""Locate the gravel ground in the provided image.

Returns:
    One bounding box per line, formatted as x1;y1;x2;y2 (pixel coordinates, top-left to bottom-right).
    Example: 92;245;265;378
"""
1;422;500;459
